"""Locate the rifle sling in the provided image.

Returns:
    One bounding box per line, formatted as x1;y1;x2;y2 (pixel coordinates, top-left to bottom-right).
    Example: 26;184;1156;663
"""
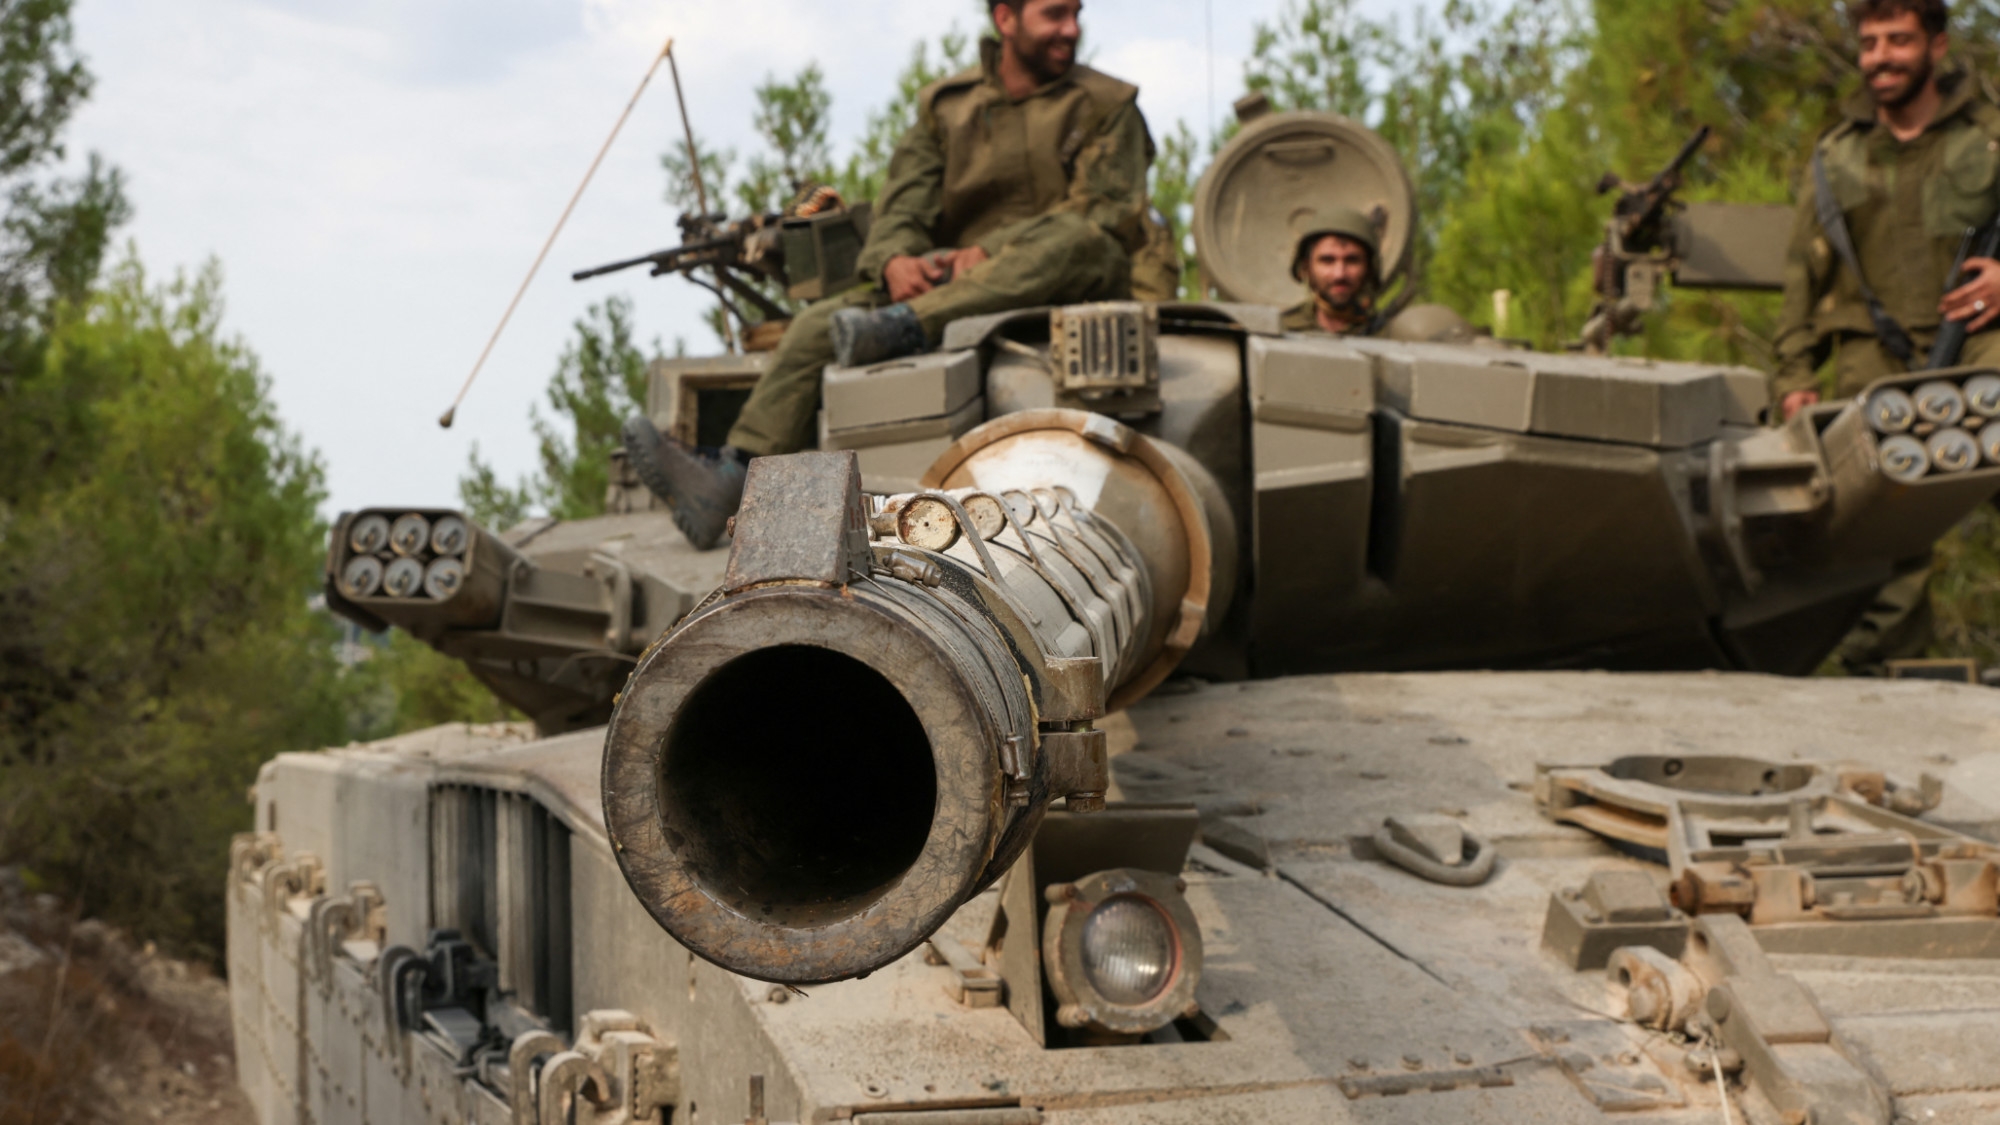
1813;150;1916;363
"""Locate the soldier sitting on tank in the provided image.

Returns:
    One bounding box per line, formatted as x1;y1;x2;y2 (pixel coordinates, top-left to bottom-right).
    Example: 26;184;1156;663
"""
622;0;1153;550
1771;0;2000;672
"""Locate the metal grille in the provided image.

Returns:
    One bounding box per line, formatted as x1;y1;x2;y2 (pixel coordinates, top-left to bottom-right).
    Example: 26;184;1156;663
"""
1051;302;1158;396
429;784;573;1030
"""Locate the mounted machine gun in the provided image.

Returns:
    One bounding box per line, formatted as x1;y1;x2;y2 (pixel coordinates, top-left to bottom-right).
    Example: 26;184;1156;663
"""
572;189;873;345
1576;126;1792;354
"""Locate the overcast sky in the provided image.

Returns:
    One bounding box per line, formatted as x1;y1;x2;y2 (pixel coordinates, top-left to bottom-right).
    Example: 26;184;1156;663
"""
63;0;1389;518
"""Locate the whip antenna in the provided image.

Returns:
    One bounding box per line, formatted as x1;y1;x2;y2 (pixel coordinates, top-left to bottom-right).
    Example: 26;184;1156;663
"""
666;46;738;352
439;36;675;429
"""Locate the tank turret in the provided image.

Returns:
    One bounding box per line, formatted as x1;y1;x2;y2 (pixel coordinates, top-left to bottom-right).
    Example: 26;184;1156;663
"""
318;110;2000;975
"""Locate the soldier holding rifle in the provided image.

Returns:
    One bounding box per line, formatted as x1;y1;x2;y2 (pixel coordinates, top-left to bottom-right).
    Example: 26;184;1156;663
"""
1775;0;2000;420
1773;0;2000;670
623;0;1152;550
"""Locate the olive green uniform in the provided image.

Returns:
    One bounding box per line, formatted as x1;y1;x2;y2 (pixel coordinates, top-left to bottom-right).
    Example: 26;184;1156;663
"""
1774;69;2000;398
728;41;1151;456
1279;298;1374;336
1773;68;2000;672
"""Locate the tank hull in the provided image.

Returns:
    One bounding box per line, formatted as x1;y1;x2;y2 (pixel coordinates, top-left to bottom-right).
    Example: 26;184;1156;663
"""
229;671;2000;1124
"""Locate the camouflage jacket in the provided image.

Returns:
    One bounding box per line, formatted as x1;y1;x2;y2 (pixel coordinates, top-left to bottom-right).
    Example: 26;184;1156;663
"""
1774;68;2000;393
1280;297;1375;336
855;39;1152;282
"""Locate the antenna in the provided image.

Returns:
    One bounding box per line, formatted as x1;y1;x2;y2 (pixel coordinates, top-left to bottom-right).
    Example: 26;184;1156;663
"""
438;36;675;430
667;47;739;353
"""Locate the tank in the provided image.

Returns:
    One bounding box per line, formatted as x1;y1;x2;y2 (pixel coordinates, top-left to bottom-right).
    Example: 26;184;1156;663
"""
228;111;2000;1125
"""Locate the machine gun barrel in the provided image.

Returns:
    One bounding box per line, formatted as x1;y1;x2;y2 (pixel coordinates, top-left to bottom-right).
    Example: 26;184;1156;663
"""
599;411;1235;984
569;233;739;281
1615;124;1711;241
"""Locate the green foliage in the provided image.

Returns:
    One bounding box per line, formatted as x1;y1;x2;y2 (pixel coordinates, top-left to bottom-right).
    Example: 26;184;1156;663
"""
0;260;353;963
660;129;734;216
831;30;973;205
1148;120;1204;300
0;0;128;332
1245;0;1582;289
345;631;518;737
737;64;835;214
1932;505;2000;668
460;295;657;524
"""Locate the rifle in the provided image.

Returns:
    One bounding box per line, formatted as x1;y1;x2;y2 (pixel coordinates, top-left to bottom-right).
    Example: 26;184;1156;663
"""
1927;219;2000;369
1576;125;1712;354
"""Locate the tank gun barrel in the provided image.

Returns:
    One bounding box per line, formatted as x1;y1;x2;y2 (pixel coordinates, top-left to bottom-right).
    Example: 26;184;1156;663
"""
600;410;1235;985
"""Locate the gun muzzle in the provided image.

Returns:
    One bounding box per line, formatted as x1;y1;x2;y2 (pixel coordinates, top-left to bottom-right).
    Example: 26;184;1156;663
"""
602;411;1234;984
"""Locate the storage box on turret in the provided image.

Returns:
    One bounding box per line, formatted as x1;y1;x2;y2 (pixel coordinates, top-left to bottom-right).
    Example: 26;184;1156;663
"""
821;349;985;492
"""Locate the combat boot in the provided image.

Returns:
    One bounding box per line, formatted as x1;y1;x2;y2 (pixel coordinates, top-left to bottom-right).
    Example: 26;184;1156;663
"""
830;303;926;368
620;416;746;551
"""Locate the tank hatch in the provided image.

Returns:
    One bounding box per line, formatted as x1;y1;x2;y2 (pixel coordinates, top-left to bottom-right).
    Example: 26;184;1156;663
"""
1191;110;1417;306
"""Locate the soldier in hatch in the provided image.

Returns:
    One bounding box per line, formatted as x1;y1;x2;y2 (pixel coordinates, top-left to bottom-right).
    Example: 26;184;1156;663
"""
1281;208;1384;337
623;0;1152;549
1771;0;2000;670
1280;208;1479;343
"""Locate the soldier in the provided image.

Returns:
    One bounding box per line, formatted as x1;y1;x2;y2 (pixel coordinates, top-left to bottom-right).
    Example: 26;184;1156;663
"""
623;0;1151;549
1773;0;2000;419
1281;208;1384;336
1280;208;1479;343
1771;0;2000;670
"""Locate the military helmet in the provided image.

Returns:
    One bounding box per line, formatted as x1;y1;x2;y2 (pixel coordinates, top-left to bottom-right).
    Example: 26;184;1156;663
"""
1193;110;1416;305
1290;206;1382;284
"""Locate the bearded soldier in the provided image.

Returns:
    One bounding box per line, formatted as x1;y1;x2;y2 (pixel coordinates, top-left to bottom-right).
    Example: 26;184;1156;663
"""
1774;0;2000;416
1772;0;2000;670
623;0;1151;550
1279;207;1479;343
1280;208;1384;336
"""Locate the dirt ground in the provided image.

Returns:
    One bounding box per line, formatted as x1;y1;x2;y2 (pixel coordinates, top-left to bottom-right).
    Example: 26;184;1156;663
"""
0;868;256;1125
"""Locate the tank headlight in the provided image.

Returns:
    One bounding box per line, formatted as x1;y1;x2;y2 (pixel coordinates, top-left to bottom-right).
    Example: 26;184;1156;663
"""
1082;897;1177;1003
1042;868;1202;1037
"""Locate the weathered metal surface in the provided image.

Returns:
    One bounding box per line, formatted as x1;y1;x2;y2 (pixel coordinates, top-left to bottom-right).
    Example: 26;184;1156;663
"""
604;417;1224;984
231;672;2000;1124
721;450;871;592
